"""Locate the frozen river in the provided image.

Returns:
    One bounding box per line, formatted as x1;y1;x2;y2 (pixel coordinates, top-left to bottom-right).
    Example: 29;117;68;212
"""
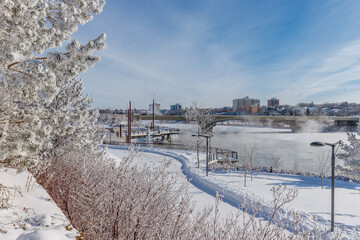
159;123;351;173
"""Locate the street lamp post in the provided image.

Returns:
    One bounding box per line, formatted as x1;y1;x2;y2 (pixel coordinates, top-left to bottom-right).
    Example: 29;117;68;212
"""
310;141;340;232
109;130;112;145
192;134;213;176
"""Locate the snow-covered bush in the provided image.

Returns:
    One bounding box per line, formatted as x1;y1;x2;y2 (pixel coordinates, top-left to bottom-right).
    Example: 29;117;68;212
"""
34;147;325;240
209;161;242;172
209;161;330;182
35;148;203;239
0;0;105;169
337;130;360;181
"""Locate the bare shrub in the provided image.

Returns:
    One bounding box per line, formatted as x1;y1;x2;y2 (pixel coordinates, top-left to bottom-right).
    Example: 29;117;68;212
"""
0;184;13;209
34;149;205;239
239;143;257;186
33;148;327;239
203;185;328;240
233;185;299;239
0;181;23;210
268;154;283;172
209;161;241;171
317;152;330;189
292;160;299;173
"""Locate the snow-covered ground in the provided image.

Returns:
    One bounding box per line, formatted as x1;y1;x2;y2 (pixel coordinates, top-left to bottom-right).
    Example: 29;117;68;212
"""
0;169;78;240
108;146;360;239
2;145;358;239
106;147;238;221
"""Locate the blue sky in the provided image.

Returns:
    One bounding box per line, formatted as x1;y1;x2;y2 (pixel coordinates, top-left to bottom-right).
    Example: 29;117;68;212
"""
73;0;360;109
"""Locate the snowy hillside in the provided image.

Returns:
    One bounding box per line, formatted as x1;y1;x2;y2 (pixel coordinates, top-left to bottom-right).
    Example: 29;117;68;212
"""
2;146;359;239
0;168;78;240
108;146;360;239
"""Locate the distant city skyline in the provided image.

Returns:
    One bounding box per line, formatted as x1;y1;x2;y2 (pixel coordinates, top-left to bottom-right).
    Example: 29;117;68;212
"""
74;0;360;109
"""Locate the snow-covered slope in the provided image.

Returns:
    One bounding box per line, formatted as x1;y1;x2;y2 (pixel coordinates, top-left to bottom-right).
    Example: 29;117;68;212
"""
108;146;360;239
3;145;358;239
0;168;78;240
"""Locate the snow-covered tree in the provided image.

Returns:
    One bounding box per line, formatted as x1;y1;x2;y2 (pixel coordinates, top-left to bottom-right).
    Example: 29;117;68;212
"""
0;0;106;169
239;143;257;187
337;130;360;181
0;0;105;67
185;103;215;168
43;34;106;159
317;152;330;189
1;58;58;169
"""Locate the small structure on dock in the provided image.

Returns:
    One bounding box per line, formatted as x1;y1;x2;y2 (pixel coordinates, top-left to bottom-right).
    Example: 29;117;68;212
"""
105;125;180;144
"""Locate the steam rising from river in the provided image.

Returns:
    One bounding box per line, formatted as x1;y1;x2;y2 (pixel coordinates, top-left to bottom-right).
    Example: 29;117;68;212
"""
158;122;350;173
299;120;324;133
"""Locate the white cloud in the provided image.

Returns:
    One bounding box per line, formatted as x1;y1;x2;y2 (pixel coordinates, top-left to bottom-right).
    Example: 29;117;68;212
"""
78;0;360;108
274;39;360;104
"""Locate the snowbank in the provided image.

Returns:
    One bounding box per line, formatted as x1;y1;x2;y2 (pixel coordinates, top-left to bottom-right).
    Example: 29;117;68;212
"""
0;168;78;240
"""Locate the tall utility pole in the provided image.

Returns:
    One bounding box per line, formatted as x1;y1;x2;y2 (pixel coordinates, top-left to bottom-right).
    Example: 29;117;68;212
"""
127;101;131;143
152;99;155;130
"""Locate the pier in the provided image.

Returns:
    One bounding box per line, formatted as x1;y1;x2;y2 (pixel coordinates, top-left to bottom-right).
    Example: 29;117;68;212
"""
101;125;180;142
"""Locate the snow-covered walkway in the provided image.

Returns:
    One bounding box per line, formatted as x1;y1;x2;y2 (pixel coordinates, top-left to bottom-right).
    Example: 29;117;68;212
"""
107;147;240;221
108;146;360;239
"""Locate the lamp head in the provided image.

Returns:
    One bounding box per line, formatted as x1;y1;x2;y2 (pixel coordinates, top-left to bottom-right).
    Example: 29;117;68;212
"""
310;141;326;147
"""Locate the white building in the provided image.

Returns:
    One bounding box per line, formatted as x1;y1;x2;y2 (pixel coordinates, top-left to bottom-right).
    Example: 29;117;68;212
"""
149;103;161;114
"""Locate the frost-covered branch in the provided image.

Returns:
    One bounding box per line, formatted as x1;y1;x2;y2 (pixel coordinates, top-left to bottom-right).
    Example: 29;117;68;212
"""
0;1;106;169
337;130;360;181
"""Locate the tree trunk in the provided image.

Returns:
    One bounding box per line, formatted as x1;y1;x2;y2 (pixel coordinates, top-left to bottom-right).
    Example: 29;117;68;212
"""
251;167;253;181
197;141;200;168
244;171;247;187
196;131;200;168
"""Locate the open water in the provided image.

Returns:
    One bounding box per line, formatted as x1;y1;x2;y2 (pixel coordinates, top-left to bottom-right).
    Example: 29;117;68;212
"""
160;123;350;173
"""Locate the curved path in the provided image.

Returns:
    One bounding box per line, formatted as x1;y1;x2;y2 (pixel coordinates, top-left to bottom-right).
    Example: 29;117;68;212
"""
107;146;239;221
107;146;359;239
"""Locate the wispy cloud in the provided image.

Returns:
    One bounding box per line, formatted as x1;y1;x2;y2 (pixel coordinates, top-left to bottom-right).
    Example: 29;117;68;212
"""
273;39;360;104
75;0;360;109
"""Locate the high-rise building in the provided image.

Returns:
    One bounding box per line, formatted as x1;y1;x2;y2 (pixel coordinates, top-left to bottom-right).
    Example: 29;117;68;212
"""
170;103;182;111
233;96;260;114
267;97;279;107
